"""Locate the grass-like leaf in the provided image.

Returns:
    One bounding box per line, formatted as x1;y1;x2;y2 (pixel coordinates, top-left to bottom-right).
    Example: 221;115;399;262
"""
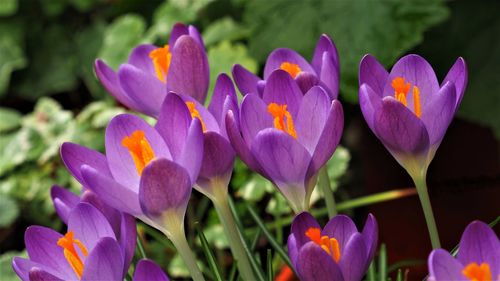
378;244;387;281
195;224;224;281
266;249;273;281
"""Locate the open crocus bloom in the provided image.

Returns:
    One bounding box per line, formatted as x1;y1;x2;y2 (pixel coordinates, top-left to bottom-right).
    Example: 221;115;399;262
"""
359;54;467;175
133;259;170;281
233;34;339;100
60;111;203;235
95;23;209;117
13;203;128;281
157;74;238;198
287;212;378;281
428;221;500;281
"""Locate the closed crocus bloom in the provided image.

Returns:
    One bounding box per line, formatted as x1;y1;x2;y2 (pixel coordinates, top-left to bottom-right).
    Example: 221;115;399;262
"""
287;212;378;281
226;70;343;213
13;203;128;281
428;221;500;281
95;23;209;117
133;259;170;281
233;34;339;99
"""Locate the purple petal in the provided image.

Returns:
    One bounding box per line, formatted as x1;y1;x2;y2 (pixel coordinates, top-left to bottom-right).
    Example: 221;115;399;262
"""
297;242;344;281
359;54;388;95
287;235;299;269
127;44;157;75
81;190;122;236
290;212;321;249
169;23;189;47
120;214;137;276
81;165;142;215
198;132;235;181
81;237;124;281
178;118;204;183
262;70;303;117
322;215;358;254
118;64;166;117
338;233;368;281
421;82;457;146
295;86;331;153
232;64;260;96
359;84;382;133
264;48;316;79
240;93;273;146
133;259;170;281
361;214;378;267
188;25;205;48
105;114;171;189
457;220;500;272
29;267;64;281
139;158;192;217
24;226;77;280
442;57;468;108
312;34;339;75
295;72;319;94
208;73;238;124
13;258;62;281
373;97;429;154
428;249;465;281
178;94;220;133
168;35;209;104
94;59;137;110
51;185;80;224
156;92;192;160
219;95;239;139
307;100;343;178
319;52;340;100
60;142;111;185
67;203;116;251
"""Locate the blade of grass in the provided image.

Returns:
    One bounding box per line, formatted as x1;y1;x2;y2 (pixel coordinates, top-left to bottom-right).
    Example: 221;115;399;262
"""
136;237;147;259
267;249;273;281
195;224;224;281
396;269;403;281
228;228;262;281
387;259;425;273
367;261;376;281
379;244;387;281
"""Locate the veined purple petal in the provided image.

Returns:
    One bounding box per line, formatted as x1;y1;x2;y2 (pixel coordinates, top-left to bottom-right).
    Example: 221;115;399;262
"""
322;215;358;254
262;70;303;117
81;165;142;215
105;113;171;189
120;214;137;276
359;54;388;95
312;34;339;75
198;132;235;182
168;35;209;104
134;259;170;281
118;64;166;117
338;233;368;281
295;86;331;154
297;242;344;281
219;95;239;139
188;25;205;48
457;221;500;273
179;94;220;133
169;23;189;47
178;118;204;183
232;64;261;96
264;48;316;79
373;97;429;154
60;142;111;185
51;185;80;224
128;44;157;75
240;93;273;146
428;249;465;281
295;72;319;95
94;59;137;110
81;237;124;281
208;73;238;124
29;267;65;281
139;158;192;217
319;51;340;100
442;57;468;109
81;190;122;236
13;258;63;281
287;235;299;269
361;214;379;267
291;212;321;249
359;84;382;133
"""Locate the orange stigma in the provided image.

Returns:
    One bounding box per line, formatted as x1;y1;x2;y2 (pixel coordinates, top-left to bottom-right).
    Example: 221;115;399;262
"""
186;102;207;132
305;227;341;262
149;45;171;83
267;103;297;139
121;130;155;175
462;262;493;281
391;77;422;118
57;231;88;279
280;62;302;79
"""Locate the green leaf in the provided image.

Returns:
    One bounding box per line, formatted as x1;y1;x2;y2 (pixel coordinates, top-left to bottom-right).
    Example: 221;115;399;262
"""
98;14;147;69
196;224;224;281
238;174;272;202
202;17;249;46
0;107;21;133
203;223;229;249
0;196;19;227
0;0;18;16
379;244;387;281
266;249;273;281
244;0;449;102
0;251;26;281
0;26;27;96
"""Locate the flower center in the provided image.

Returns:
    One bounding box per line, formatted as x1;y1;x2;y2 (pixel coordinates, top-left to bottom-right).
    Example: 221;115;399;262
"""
121;130;156;175
149;45;172;83
57;231;88;279
391;77;421;118
186;102;207;132
267;103;297;139
305;227;341;262
462;262;493;281
280;62;301;79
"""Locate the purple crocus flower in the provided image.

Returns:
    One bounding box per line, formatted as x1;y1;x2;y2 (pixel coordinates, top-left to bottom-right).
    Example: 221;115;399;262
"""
50;185;137;276
133;259;170;281
233;34;339;99
95;23;209;117
226;71;343;213
359;54;467;174
287;212;378;281
427;221;499;281
13;203;128;281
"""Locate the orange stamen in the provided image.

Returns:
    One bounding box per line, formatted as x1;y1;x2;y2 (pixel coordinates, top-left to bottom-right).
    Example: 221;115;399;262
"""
186;102;207;132
149;45;171;83
121;130;155;175
305;227;341;262
413;86;421;118
57;231;88;279
267;103;297;139
280;62;302;79
462;262;493;281
391;77;422;118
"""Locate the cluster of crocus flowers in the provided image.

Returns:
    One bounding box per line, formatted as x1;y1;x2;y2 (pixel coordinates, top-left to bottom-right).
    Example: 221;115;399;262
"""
287;212;378;281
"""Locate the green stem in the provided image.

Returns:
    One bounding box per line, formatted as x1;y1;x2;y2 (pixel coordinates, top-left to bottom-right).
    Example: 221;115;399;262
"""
318;167;337;217
214;194;258;281
412;174;441;249
136;237;147;259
